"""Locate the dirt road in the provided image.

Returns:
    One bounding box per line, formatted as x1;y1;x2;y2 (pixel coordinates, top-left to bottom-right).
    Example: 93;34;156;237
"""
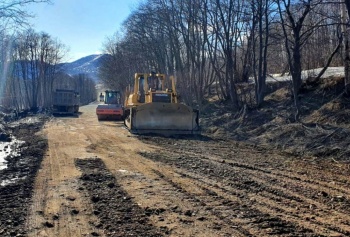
25;103;350;236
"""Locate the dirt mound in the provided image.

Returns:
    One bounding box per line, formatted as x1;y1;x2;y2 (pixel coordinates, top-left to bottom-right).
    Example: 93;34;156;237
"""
0;116;48;236
305;96;350;126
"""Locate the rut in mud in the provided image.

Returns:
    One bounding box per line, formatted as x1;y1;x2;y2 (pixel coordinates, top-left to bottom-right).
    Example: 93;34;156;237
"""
75;158;164;236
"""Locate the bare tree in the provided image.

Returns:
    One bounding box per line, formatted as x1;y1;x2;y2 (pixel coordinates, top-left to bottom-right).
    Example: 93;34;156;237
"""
342;0;350;92
250;0;276;107
277;0;339;120
99;33;137;99
8;29;67;110
206;0;250;108
0;0;52;109
99;0;346;114
115;0;217;108
74;74;96;105
0;0;51;30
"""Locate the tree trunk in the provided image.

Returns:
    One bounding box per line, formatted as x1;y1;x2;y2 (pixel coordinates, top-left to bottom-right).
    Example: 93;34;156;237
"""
341;1;350;93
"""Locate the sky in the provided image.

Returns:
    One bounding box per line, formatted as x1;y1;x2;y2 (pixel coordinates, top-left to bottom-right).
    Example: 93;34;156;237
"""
27;0;141;62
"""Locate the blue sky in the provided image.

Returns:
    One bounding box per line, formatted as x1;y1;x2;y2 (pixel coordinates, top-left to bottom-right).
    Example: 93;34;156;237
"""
27;0;141;62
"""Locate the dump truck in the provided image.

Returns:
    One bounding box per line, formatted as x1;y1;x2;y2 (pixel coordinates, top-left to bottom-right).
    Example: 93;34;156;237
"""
96;90;124;120
124;73;200;135
52;89;80;115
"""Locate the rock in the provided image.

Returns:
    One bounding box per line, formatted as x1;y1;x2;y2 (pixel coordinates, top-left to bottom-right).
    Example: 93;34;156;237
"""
43;221;54;228
70;209;79;215
91;195;100;203
66;196;76;201
95;222;103;228
93;210;100;215
318;191;328;197
107;182;115;188
184;210;193;216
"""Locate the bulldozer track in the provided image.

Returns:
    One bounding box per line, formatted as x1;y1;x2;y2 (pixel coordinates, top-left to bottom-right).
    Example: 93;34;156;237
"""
139;136;350;236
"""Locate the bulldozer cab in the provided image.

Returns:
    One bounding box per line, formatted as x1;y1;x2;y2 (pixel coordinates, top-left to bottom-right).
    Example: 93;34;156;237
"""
129;73;177;105
147;73;163;91
138;76;145;103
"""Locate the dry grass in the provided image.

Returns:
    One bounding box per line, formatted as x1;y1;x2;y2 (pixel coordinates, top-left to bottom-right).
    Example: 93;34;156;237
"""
201;76;350;162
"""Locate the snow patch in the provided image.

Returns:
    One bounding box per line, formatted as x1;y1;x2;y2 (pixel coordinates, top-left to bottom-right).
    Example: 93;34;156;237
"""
267;67;344;82
0;138;24;170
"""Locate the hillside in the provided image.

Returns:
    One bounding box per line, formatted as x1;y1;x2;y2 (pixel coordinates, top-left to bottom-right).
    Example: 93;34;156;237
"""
201;69;350;162
58;54;109;82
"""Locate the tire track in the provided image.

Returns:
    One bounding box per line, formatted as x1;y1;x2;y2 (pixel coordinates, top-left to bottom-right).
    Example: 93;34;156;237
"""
138;137;350;236
150;168;316;236
175;168;350;236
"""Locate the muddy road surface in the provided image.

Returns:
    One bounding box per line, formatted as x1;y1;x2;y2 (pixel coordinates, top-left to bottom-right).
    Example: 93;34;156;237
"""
3;103;350;236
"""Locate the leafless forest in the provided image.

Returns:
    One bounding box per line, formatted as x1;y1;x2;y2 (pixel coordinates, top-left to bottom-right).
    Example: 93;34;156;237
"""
99;0;350;117
0;0;96;112
0;0;350;115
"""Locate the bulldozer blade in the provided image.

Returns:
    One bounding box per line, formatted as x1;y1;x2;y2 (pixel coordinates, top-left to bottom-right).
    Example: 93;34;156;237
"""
125;103;200;135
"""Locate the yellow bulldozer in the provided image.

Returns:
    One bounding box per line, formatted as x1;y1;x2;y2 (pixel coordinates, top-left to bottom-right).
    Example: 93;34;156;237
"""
124;72;200;135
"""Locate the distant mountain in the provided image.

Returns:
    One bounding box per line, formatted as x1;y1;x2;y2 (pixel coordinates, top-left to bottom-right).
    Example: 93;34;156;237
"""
58;54;109;82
